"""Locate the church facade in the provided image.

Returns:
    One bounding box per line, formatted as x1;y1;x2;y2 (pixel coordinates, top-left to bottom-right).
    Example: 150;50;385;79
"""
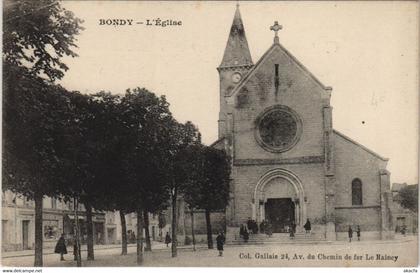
212;6;394;240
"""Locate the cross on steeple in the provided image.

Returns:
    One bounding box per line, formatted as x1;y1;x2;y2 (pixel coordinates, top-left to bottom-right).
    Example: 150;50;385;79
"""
270;21;282;44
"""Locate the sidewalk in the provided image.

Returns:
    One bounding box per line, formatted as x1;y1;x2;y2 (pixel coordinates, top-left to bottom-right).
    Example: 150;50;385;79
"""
2;235;416;259
2;242;208;259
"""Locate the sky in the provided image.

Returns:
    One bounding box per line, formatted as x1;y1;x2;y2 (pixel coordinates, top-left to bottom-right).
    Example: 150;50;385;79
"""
59;1;418;185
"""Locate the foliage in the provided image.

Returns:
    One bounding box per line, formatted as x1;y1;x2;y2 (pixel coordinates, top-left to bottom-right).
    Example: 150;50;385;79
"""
184;146;231;212
397;184;418;212
3;0;83;82
119;88;174;213
3;64;72;200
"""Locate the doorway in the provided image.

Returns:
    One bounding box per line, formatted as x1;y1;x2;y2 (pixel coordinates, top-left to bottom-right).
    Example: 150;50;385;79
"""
264;198;295;233
22;220;30;250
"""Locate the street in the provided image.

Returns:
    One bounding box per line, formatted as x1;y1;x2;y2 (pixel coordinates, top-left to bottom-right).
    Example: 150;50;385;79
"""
2;236;417;267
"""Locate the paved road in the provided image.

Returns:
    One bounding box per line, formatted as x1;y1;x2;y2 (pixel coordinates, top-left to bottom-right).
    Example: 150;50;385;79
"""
2;237;417;267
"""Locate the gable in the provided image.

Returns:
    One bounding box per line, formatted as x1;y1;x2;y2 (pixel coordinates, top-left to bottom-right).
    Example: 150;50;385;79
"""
226;43;332;160
227;42;331;100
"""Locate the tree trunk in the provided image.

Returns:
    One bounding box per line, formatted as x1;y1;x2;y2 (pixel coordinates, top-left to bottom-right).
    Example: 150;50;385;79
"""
34;193;43;267
205;209;213;249
74;198;82;267
85;203;94;260
136;209;144;265
119;210;128;255
190;210;196;251
143;211;152;251
171;187;178;257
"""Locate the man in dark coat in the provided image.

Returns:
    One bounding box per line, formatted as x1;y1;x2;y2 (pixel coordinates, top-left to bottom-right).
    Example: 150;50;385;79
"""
289;222;296;239
216;231;226;256
243;228;249;242
239;224;245;238
304;219;311;234
265;221;273;237
348;226;353;242
356;225;361;241
165;232;172;247
247;218;253;234
259;220;266;234
292;221;297;234
54;234;67;261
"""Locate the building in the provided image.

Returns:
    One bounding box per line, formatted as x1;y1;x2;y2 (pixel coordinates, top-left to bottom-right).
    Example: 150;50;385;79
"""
104;211;161;245
212;5;394;241
390;183;417;234
2;190;107;251
1;190;162;252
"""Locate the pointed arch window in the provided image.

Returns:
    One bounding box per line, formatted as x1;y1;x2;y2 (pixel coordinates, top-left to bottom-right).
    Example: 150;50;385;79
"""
236;88;249;108
352;179;363;206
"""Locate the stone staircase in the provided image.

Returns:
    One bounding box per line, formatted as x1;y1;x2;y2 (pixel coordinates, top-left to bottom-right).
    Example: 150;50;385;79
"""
228;232;329;245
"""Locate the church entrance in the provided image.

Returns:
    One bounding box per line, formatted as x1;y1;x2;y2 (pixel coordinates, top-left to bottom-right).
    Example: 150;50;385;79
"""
265;198;295;233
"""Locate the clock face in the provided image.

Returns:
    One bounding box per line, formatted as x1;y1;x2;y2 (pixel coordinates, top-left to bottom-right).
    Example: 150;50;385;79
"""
232;72;242;83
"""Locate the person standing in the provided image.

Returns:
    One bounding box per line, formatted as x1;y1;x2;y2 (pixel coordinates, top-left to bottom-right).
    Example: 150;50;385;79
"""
165;232;172;247
304;219;311;234
356;225;361;241
348;226;353;242
289;222;296;239
54;234;67;261
246;218;253;234
243;226;249;242
216;231;226;257
239;224;245;239
265;221;273;237
259;220;266;234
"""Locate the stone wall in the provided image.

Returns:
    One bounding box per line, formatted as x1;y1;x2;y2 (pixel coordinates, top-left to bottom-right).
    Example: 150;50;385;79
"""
230;45;327;161
230;163;326;227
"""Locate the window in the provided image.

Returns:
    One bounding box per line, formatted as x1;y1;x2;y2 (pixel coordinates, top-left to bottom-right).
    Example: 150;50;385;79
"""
43;220;59;241
352;179;363;205
236;88;249;108
51;198;57;209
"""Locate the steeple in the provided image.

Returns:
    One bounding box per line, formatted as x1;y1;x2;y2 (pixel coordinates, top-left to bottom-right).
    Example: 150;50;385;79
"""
219;5;253;68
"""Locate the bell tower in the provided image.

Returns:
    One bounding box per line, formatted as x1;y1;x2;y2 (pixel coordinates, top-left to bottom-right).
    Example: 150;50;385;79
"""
217;4;253;138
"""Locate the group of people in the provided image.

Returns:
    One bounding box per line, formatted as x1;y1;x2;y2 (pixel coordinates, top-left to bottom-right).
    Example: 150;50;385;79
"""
165;231;226;257
55;230;227;260
347;225;361;242
239;219;274;242
396;224;407;236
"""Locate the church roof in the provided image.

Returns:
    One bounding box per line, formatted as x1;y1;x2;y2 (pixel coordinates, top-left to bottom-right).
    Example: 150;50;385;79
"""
210;137;226;150
333;130;389;161
391;183;407;192
219;6;253;68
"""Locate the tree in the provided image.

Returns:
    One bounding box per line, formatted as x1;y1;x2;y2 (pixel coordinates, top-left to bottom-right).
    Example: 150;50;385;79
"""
3;0;83;82
3;66;74;266
3;0;83;266
78;92;124;260
119;88;175;264
167;122;201;257
397;184;418;212
180;144;203;251
193;147;231;249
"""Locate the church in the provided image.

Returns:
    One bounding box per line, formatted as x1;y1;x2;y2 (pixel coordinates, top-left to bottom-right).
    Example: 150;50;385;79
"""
211;5;394;241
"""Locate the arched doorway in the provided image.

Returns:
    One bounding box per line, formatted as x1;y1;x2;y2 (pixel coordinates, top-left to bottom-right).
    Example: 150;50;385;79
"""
253;169;305;233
